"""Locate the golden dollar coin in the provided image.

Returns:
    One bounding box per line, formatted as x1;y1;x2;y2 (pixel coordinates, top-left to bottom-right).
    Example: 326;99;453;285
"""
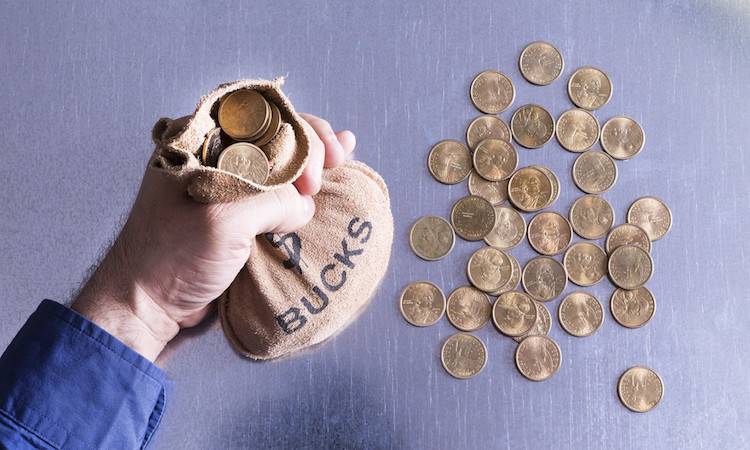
558;291;604;337
466;247;512;293
519;41;564;86
450;195;496;241
441;333;488;379
201;127;233;167
555;108;600;152
534;165;560;208
511;104;555;149
608;245;654;290
627;196;672;241
409;215;455;261
601;116;645;160
446;286;492;331
606;223;652;254
470;70;515;114
572;151;618;194
466;115;511;150
515;335;562;382
483;205;526;250
527;212;573;256
218;89;271;140
217;142;270;184
508;167;553;212
473;139;518;181
399;281;446;327
428;140;472;184
513;301;551;343
563;242;607;286
492;291;537;337
252;101;282;147
522;256;567;302
491;254;522;296
618;366;664;413
567;67;613;110
569;194;615;239
611;287;656;329
468;171;508;205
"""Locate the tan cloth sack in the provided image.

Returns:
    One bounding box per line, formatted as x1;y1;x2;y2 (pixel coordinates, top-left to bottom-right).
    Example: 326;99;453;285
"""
149;79;394;360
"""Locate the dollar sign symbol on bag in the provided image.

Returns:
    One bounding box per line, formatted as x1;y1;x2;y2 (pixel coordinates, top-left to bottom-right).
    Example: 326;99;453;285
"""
265;232;305;274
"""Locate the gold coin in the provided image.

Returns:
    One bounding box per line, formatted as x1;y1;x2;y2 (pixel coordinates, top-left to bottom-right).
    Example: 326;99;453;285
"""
468;171;508;205
608;245;654;290
601;116;645;160
572;151;618;194
618;366;664;413
563;242;607;286
527;212;573;256
515;335;562;382
555;108;600;152
446;286;492;332
533;165;560;208
428;140;472;184
201;127;233;167
627;196;672;241
470;70;515;114
492;291;537;337
466;247;512;293
511;104;555;149
216;142;270;184
569;194;615;239
491;254;522;295
522;256;567;302
399;281;446;327
513;301;551;343
558;291;603;337
252;101;282;147
611;287;656;329
508;167;553;212
519;41;564;86
218;89;271;140
606;223;651;254
473;139;518;181
440;333;488;379
567;67;613;110
483;205;526;250
450;195;496;241
466;115;511;150
409;215;455;261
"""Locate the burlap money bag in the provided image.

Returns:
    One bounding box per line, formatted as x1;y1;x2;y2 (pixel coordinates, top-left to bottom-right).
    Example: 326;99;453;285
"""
149;79;393;360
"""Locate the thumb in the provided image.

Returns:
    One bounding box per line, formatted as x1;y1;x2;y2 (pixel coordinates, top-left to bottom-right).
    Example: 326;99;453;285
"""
225;184;316;235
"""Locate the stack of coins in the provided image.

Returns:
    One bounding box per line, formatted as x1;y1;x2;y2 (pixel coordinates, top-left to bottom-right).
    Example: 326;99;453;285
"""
200;89;284;185
401;41;670;412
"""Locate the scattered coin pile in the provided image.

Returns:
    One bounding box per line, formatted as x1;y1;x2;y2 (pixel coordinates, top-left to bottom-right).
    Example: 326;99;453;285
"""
199;89;283;183
401;41;671;413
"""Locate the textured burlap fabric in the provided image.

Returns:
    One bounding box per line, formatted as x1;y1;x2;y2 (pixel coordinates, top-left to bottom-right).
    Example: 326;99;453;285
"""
149;79;393;359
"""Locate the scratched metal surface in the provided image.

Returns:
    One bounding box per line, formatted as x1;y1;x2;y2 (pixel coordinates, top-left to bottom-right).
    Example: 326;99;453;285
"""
1;0;749;448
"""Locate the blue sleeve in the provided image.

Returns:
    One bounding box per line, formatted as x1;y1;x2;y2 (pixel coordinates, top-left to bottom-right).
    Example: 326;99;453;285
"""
0;300;168;450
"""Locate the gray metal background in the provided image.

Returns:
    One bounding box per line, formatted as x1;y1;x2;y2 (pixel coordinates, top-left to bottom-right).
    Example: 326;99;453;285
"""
1;1;748;449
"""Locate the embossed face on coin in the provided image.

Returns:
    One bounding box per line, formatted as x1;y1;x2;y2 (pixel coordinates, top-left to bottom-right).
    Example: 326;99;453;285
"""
466;115;511;150
558;292;603;337
608;245;654;290
606;223;652;254
627;196;672;241
446;286;491;331
513;301;551;343
519;41;564;86
399;281;446;327
484;205;526;249
467;247;512;293
527;212;573;256
618;366;663;412
217;142;270;184
611;287;656;329
563;242;607;286
218;89;271;140
409;215;456;261
601;116;645;160
569;194;615;239
473;139;518;181
450;195;496;241
470;71;515;114
428;140;472;184
511;104;555;149
515;335;562;382
568;67;612;110
441;333;488;379
492;291;537;337
572;151;618;194
508;167;553;212
468;171;509;206
556;109;600;152
522;256;567;302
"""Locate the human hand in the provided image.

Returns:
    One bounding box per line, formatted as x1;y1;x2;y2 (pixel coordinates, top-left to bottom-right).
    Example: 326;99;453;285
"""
72;113;355;361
